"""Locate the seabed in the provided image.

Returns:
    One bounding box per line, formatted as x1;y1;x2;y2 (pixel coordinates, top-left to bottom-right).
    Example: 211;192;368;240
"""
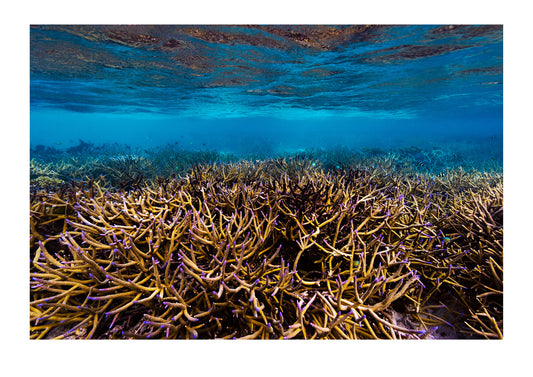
29;146;503;339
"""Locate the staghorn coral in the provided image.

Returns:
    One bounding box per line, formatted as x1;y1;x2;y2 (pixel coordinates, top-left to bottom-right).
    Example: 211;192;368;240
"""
29;159;503;339
29;142;502;192
30;159;66;190
436;183;503;338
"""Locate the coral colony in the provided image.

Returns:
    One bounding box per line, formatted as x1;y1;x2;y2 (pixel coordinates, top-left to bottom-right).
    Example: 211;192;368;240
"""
30;149;502;339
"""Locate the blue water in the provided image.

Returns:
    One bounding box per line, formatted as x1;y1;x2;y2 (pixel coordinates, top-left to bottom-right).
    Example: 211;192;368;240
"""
30;25;503;166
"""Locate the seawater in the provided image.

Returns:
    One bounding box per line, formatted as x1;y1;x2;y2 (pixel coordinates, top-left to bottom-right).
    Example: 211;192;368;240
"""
30;25;503;172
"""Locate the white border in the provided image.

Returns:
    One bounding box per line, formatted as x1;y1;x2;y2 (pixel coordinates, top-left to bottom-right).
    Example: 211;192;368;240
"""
3;1;529;376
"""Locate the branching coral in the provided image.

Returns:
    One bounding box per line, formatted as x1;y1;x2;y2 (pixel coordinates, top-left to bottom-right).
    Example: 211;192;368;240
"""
30;159;65;188
29;159;503;339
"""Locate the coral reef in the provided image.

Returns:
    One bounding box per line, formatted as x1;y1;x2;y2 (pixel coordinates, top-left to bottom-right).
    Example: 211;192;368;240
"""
30;159;65;187
30;140;503;192
30;158;503;339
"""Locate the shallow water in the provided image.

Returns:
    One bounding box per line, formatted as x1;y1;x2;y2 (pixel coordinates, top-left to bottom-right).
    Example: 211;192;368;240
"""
30;25;503;169
29;25;504;340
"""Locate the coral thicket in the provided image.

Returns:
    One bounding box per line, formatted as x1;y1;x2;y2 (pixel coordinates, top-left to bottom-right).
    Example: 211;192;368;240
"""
30;157;502;339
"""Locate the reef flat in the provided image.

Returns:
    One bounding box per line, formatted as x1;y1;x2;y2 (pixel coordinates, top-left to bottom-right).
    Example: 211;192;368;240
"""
30;150;502;339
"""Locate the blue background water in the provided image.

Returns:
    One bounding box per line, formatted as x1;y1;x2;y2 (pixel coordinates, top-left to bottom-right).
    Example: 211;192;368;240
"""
30;25;503;162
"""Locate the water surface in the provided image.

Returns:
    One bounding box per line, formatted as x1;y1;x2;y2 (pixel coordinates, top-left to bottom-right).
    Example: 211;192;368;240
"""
30;25;503;166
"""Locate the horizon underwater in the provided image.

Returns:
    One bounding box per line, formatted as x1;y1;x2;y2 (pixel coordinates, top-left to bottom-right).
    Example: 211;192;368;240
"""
29;24;503;340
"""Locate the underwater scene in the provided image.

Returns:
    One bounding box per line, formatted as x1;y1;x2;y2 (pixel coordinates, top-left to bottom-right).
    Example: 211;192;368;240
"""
29;25;503;339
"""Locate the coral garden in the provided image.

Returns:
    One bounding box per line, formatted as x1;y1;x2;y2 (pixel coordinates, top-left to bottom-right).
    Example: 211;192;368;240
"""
30;145;503;339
